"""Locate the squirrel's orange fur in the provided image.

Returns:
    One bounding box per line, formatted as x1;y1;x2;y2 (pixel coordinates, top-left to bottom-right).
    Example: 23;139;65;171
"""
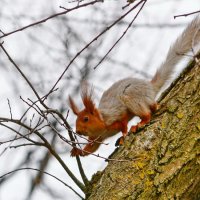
69;87;155;156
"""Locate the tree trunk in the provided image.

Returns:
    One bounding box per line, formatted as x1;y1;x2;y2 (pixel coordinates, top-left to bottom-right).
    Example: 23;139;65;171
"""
87;59;200;200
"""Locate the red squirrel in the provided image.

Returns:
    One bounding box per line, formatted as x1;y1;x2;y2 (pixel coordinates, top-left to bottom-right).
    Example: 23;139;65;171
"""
69;16;200;156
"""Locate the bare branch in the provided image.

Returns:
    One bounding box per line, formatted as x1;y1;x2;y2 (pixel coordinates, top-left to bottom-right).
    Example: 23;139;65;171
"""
19;87;59;122
7;99;13;119
0;167;84;199
94;0;147;69
174;10;200;19
10;143;39;149
0;0;103;39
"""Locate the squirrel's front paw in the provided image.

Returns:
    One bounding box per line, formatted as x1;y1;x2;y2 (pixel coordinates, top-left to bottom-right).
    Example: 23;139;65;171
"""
130;125;138;133
115;136;125;146
70;147;83;157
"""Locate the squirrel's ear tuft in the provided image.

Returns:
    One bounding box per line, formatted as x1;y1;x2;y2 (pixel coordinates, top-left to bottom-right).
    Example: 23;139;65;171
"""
69;96;79;115
81;83;96;114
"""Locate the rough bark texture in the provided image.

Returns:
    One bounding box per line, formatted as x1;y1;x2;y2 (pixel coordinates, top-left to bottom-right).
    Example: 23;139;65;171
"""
87;60;200;200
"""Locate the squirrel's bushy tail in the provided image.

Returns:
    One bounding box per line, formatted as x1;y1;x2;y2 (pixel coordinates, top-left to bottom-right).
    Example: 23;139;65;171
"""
151;15;200;93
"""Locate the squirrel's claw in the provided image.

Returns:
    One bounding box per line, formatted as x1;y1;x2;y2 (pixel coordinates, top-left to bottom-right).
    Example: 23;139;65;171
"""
115;136;125;146
130;125;138;133
70;147;84;157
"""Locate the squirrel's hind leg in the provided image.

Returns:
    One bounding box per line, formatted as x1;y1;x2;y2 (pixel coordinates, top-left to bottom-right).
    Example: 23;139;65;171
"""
112;115;129;146
150;102;159;113
118;120;128;145
130;112;151;133
129;102;158;133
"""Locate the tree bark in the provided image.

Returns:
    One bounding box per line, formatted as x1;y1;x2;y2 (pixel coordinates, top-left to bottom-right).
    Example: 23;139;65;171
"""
87;59;200;200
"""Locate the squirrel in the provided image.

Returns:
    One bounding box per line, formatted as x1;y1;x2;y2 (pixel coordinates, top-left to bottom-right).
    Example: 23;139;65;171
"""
69;15;200;157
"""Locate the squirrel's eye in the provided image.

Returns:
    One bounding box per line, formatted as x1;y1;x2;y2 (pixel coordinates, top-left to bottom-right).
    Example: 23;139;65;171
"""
83;116;89;122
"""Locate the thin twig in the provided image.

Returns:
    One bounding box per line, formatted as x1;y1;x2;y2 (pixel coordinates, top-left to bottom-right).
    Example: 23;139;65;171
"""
7;99;13;119
0;168;84;199
20;96;42;116
10;143;40;149
0;132;34;145
73;132;109;145
19;88;59;121
0;132;18;157
0;29;5;35
29;114;35;128
94;0;147;69
63;17;187;28
0;0;103;39
75;147;141;162
174;10;200;19
122;2;132;9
